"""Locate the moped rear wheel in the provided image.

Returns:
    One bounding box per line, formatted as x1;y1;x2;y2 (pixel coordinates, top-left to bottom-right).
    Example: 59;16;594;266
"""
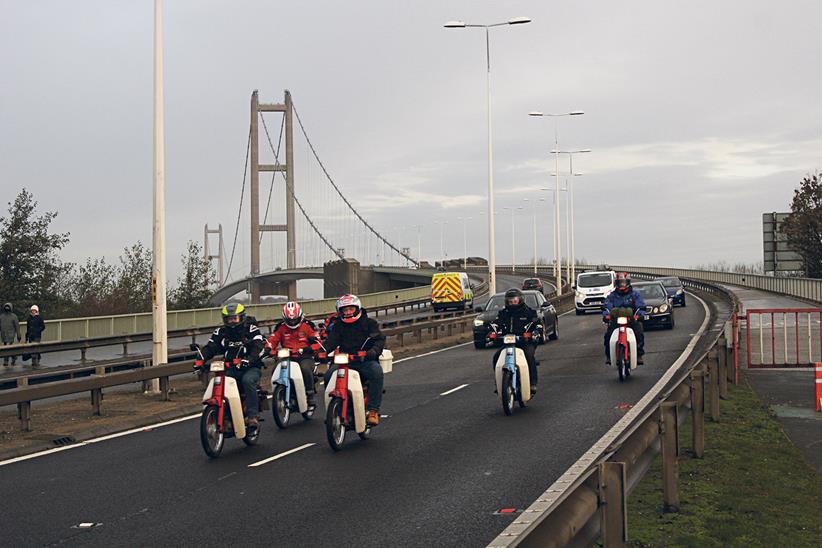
326;398;346;451
200;405;224;458
272;384;290;429
501;370;515;416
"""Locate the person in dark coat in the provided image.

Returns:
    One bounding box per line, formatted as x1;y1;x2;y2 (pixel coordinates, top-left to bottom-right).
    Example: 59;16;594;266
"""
1;303;21;366
321;294;385;426
25;304;46;366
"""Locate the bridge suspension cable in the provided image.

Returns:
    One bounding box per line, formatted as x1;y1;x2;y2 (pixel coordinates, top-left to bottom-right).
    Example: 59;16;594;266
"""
259;113;345;262
291;102;419;267
224;125;251;283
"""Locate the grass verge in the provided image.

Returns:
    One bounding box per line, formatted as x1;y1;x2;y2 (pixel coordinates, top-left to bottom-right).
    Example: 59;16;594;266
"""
627;370;821;547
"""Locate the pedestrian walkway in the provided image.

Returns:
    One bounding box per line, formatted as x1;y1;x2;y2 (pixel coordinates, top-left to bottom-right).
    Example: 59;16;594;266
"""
722;284;822;474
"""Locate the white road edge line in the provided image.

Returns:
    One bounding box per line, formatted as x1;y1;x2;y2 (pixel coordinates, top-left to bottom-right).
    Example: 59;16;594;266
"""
248;443;315;468
440;383;469;396
393;341;473;364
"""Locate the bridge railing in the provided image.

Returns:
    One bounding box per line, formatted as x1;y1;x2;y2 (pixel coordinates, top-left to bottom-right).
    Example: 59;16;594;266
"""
16;285;434;345
488;278;738;547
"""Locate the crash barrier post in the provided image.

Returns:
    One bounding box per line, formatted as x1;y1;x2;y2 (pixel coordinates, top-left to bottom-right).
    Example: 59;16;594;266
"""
690;367;705;458
816;363;822;412
660;402;680;512
599;461;627;548
745;308;822;368
718;335;729;400
708;350;720;422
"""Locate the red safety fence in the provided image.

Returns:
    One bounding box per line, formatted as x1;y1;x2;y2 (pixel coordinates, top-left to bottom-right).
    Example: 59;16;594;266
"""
746;308;822;368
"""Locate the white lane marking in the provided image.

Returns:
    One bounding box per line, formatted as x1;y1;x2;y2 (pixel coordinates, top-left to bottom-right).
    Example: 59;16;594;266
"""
393;342;473;364
0;413;202;468
440;383;469;396
248;443;315;468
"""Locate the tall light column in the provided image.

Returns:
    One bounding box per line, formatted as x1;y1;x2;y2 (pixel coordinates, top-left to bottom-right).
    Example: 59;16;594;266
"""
445;16;531;293
150;0;167;394
529;110;584;291
552;149;591;284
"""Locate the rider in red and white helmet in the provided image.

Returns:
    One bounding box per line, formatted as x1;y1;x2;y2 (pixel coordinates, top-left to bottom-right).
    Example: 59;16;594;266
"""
322;294;386;426
265;301;320;405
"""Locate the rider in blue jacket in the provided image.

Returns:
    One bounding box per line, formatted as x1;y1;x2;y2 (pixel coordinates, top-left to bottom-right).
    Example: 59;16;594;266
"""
603;273;646;365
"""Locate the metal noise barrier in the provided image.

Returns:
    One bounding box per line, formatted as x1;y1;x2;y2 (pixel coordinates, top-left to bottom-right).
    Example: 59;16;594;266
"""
488;277;737;548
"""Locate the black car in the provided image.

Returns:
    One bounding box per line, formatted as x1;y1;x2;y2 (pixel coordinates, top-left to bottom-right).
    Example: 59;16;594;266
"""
633;281;674;330
522;278;545;295
657;276;686;307
472;290;558;349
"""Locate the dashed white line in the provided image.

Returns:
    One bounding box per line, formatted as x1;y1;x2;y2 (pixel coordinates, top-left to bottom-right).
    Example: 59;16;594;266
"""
247;443;315;468
440;383;469;396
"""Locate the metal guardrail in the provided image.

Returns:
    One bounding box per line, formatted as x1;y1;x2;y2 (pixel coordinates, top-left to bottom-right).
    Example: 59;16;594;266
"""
488;278;737;547
0;294;433;361
23;285;434;344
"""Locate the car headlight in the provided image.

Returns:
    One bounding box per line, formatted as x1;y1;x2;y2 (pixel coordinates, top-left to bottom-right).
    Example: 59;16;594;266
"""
576;291;584;298
652;306;659;314
676;289;684;295
473;319;485;327
659;304;669;313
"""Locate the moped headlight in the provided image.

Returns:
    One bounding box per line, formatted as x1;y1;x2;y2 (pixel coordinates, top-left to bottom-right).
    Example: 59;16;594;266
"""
277;348;290;359
210;362;225;372
473;319;485;327
616;317;629;325
503;335;516;344
333;353;349;365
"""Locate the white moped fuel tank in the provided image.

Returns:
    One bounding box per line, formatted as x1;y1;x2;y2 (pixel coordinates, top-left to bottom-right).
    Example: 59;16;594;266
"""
272;360;309;413
494;346;531;402
609;327;638;370
203;375;246;439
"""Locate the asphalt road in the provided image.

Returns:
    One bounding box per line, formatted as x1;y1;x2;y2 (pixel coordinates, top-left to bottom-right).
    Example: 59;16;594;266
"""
0;289;708;547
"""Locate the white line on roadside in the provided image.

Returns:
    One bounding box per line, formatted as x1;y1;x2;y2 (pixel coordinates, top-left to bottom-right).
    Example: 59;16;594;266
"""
440;384;469;396
393;342;473;364
248;443;315;468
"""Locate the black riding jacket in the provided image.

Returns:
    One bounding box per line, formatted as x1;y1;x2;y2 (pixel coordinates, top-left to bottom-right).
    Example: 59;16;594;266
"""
200;319;266;366
322;309;385;361
493;303;538;338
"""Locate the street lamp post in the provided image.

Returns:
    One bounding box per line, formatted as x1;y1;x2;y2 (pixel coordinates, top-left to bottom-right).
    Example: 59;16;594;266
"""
503;206;524;272
529;110;584;291
552;149;591;284
523;198;546;274
446;16;531;293
458;216;472;270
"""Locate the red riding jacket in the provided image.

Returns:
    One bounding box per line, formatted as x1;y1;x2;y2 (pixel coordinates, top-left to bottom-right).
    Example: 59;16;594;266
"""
265;321;318;353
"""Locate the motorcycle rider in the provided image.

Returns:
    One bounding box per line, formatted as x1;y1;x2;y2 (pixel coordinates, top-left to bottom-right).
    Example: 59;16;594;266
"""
193;303;266;428
321;294;385;426
602;272;646;365
265;301;320;406
490;288;539;395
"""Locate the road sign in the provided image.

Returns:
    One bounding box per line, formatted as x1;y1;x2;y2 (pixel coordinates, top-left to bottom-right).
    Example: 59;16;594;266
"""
762;212;804;273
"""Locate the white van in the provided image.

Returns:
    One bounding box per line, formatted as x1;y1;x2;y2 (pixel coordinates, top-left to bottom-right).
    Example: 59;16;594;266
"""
574;270;616;315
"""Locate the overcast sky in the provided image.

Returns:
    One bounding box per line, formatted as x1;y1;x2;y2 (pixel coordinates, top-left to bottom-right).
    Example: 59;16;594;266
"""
2;1;820;287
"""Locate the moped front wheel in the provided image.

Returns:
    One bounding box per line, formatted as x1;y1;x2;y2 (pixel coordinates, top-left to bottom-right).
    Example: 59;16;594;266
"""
272;384;291;429
501;370;515;416
326;398;346;451
616;347;626;383
200;405;224;458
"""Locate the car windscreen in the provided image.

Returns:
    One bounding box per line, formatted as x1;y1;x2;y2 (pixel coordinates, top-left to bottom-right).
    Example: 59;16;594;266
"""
578;273;612;288
635;284;666;299
659;278;681;288
485;294;539;311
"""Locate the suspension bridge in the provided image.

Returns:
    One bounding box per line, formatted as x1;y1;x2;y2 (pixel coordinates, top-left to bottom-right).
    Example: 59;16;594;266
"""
205;90;429;305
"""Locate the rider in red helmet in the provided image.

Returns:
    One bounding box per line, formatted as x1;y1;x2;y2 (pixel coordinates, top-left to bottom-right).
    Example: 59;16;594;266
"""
322;294;386;426
602;272;646;365
265;301;320;405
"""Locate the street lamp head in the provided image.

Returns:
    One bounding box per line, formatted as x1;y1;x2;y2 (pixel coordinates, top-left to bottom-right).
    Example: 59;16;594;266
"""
569;110;585;116
577;148;592;153
528;111;544;117
444;20;466;28
508;17;532;25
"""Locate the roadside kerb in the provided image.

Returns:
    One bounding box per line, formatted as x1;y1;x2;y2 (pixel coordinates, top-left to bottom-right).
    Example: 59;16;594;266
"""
487;282;737;547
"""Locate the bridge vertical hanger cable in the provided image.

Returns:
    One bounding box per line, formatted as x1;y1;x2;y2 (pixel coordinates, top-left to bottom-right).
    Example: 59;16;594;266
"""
291;103;420;267
225;125;252;283
259;114;344;262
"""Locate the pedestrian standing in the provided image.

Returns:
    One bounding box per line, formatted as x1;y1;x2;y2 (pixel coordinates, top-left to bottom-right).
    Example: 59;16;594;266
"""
25;304;46;366
1;303;21;366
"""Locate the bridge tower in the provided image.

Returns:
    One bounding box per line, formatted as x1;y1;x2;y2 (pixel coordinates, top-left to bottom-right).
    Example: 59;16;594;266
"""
250;89;297;302
203;223;225;286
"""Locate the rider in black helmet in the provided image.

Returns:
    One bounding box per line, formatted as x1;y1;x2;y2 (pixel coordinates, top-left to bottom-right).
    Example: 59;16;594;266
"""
490;288;539;394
